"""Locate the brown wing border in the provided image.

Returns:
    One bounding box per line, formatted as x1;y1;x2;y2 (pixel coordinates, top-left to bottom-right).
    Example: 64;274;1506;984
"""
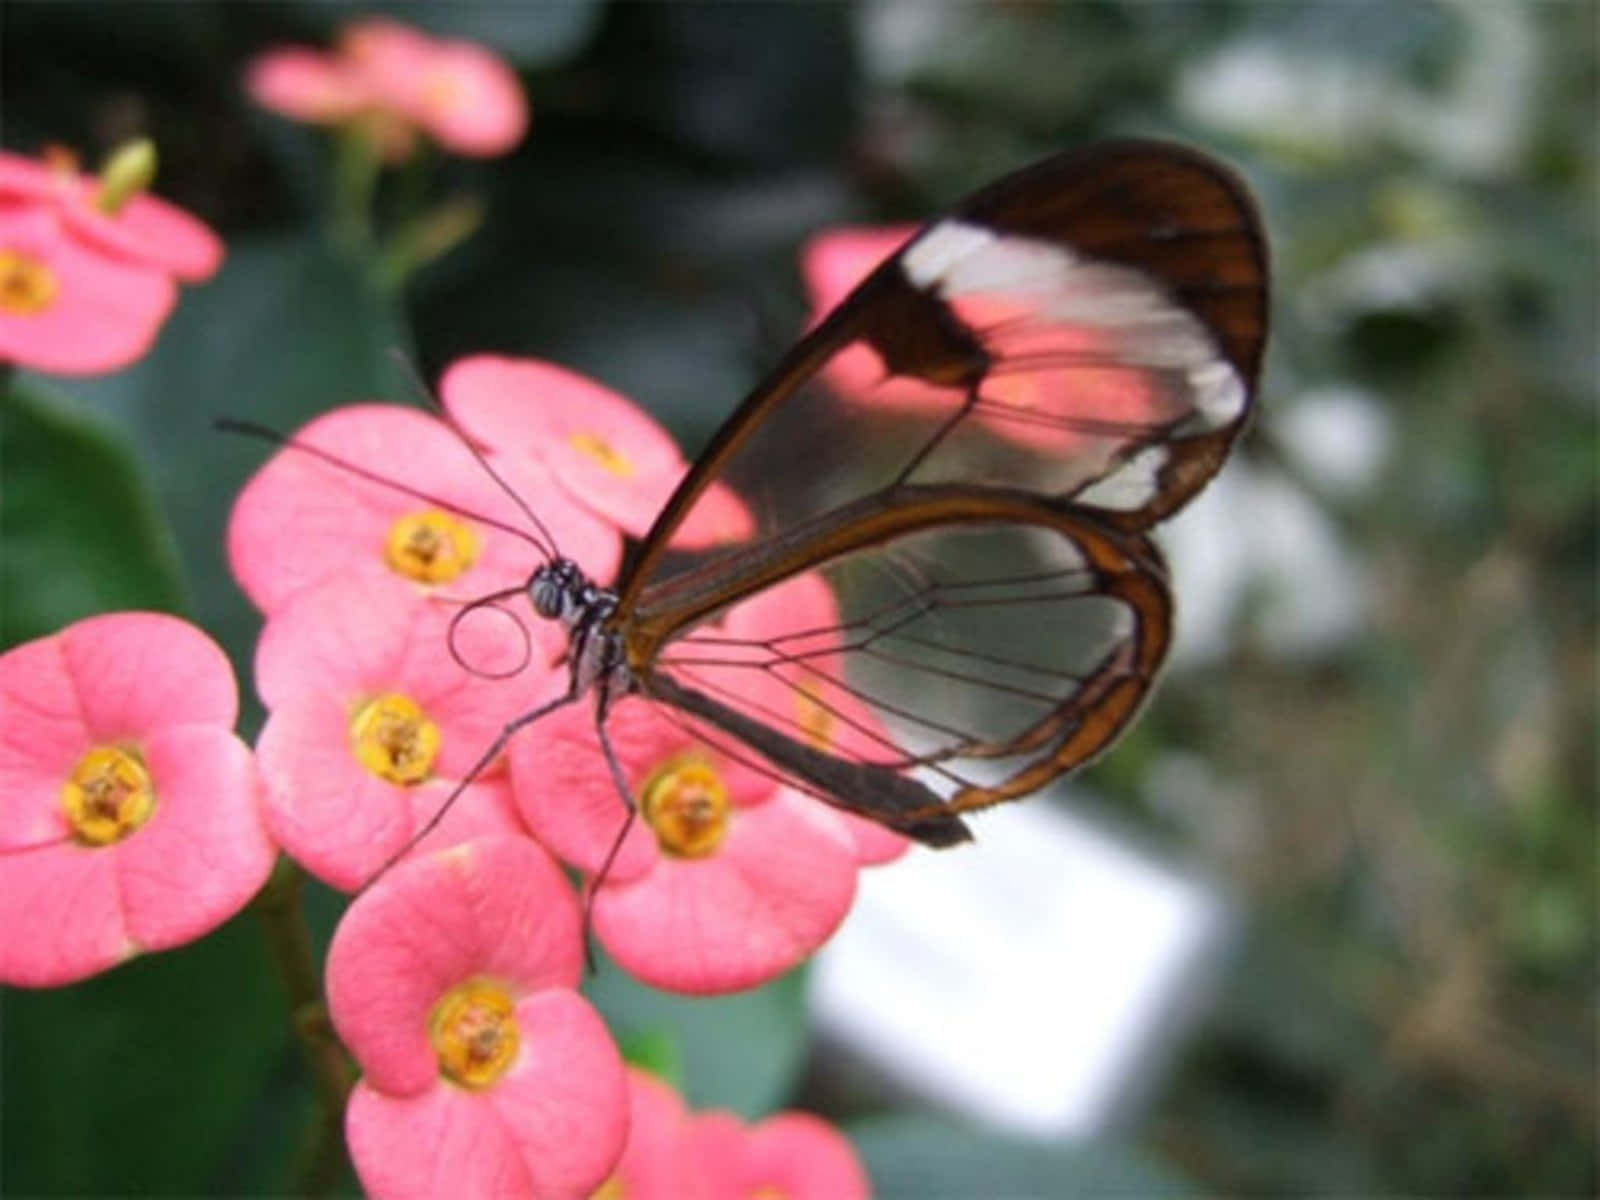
614;138;1269;609
627;486;1172;837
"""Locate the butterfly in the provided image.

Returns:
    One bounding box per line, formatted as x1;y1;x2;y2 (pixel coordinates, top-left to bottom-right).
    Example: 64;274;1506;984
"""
469;138;1269;852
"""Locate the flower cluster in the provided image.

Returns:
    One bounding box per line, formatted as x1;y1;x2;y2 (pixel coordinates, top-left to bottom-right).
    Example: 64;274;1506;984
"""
246;17;527;160
228;354;907;996
6;32;890;1189
223;348;899;1192
0;142;222;376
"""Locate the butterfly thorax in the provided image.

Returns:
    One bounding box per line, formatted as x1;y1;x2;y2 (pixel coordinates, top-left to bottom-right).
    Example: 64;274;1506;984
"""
528;558;630;698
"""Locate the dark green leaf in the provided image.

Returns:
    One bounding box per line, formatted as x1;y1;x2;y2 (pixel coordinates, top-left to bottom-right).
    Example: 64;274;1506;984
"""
0;379;186;648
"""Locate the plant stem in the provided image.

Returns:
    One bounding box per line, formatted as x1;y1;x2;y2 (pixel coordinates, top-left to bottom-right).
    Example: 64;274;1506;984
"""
254;855;354;1195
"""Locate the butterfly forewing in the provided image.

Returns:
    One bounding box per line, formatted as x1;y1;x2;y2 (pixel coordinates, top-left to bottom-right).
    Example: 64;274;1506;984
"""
611;140;1267;839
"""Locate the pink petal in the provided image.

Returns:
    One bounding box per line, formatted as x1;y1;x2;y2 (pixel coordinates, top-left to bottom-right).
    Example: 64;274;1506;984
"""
0;150;57;199
800;225;916;317
408;44;528;157
59;611;238;741
0;637;97;849
591;790;857;994
440;355;688;541
602;1069;705;1200
256;692;415;891
0;206;175;377
512;695;778;883
64;187;224;282
0;839;137;986
114;725;272;949
742;1113;871;1200
245;47;372;123
832;804;911;866
508;700;661;884
341;18;436;79
227;403;617;618
345;992;625;1198
689;1111;869;1200
326;836;584;1094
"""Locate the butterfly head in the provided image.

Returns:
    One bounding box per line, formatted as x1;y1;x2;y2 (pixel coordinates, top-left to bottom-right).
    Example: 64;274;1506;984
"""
529;557;616;630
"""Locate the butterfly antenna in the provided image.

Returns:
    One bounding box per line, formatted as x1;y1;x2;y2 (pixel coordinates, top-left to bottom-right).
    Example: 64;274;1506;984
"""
445;584;535;680
386;349;566;563
216;417;552;556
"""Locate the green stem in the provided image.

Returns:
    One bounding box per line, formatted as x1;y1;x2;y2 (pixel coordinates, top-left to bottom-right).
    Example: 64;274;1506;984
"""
254;855;354;1195
332;125;381;253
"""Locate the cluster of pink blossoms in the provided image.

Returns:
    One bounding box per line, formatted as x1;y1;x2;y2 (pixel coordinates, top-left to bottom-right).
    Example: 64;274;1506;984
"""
223;353;895;1193
246;17;527;160
0;143;222;375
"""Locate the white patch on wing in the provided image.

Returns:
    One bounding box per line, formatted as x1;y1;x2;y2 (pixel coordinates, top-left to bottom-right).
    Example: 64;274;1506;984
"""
1074;444;1168;511
899;219;1248;432
903;221;996;288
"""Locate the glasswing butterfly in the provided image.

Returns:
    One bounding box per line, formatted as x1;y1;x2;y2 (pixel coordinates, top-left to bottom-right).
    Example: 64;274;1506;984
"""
475;137;1268;852
237;138;1268;860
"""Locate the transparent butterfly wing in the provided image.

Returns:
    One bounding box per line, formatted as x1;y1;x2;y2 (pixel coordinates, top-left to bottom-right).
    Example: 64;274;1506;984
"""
612;141;1267;833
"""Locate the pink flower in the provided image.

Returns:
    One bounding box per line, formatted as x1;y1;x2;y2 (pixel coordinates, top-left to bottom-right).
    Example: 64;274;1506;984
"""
0;147;223;282
246;18;528;159
510;693;859;994
592;1069;703;1200
0;613;271;986
686;1109;871;1200
227;403;620;631
440;355;755;551
253;572;542;891
802;224;1168;454
328;836;627;1199
0;205;175;376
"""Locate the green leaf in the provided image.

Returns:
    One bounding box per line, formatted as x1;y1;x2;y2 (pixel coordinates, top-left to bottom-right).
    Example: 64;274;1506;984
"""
1;910;297;1195
0;379;186;648
851;1113;1194;1199
584;958;810;1117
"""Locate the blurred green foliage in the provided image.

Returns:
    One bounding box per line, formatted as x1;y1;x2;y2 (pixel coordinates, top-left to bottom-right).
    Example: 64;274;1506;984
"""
3;1;1593;1196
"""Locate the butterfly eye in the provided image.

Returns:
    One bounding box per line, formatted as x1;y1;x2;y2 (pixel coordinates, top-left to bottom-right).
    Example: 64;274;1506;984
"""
530;570;566;620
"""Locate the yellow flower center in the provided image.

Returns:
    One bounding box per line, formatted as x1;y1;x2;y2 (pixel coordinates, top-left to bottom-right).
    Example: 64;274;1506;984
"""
588;1175;626;1200
640;756;729;857
569;431;634;478
430;978;519;1090
750;1188;787;1200
0;250;59;315
61;745;156;846
349;693;440;785
384;509;481;584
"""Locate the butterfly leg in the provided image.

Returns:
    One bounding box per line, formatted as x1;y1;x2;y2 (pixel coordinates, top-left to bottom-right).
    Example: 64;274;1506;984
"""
362;684;582;892
583;684;642;968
